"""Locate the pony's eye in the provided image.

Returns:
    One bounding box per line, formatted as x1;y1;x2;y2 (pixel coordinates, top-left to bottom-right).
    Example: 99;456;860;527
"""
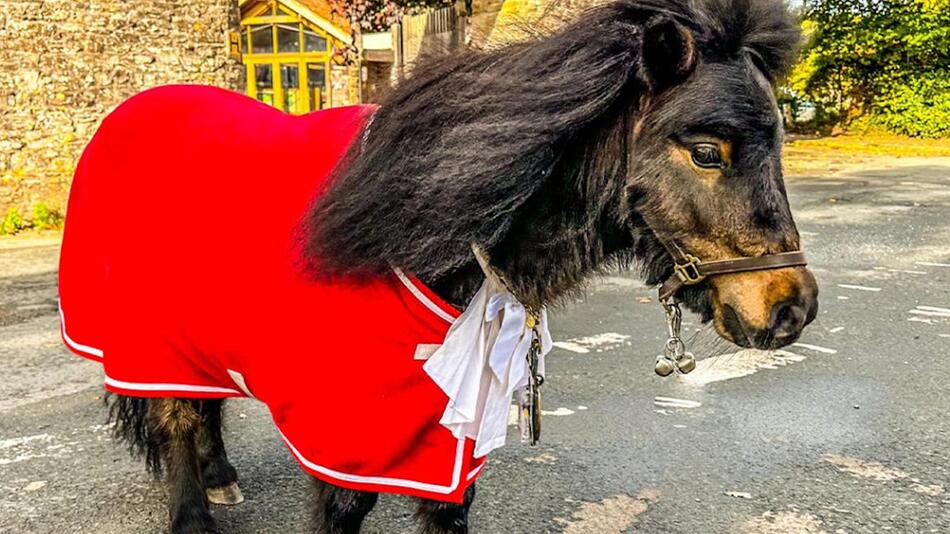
690;143;723;169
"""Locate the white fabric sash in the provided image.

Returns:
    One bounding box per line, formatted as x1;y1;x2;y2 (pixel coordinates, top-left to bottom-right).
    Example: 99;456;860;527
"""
423;276;552;458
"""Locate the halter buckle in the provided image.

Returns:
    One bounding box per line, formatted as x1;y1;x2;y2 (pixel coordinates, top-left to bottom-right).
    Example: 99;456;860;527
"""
673;254;704;285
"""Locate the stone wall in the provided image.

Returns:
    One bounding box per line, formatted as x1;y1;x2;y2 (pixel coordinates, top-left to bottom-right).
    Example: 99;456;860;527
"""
0;0;244;223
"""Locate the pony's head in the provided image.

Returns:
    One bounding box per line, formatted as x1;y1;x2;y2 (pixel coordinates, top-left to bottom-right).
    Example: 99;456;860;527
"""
306;0;817;351
625;0;817;348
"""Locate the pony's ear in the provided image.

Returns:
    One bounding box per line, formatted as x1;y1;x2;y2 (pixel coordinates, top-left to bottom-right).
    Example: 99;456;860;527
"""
640;15;696;94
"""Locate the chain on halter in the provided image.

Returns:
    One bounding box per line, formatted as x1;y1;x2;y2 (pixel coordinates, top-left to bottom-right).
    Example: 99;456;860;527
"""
517;312;544;445
654;298;697;377
648;232;808;378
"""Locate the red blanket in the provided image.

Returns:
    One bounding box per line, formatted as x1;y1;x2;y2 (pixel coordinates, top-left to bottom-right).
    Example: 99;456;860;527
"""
59;85;484;503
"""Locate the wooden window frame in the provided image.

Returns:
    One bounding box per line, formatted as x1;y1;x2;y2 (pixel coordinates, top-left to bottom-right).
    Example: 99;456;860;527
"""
241;1;337;113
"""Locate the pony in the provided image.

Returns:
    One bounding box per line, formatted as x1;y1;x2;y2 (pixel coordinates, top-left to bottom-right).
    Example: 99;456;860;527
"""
65;0;818;532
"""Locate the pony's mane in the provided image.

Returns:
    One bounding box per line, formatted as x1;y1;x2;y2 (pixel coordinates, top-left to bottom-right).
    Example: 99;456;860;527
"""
305;0;798;303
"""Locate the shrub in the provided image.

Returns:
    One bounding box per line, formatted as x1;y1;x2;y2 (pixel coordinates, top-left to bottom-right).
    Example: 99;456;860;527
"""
792;0;950;137
1;207;23;235
31;203;63;230
864;72;950;137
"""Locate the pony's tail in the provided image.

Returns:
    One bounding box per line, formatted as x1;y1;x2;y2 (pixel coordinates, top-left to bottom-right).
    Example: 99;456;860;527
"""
105;393;163;477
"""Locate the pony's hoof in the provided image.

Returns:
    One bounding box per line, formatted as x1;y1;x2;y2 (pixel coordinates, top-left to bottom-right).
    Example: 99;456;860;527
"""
206;482;244;505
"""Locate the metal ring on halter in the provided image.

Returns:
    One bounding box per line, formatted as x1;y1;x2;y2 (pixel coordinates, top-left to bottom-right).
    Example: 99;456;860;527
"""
665;337;686;357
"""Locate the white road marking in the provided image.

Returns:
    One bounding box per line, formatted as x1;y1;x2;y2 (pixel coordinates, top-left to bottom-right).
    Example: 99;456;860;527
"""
909;309;950;318
553;333;631;354
542;407;575;416
916;261;950;268
0;434;53;450
837;295;849;300
653;397;701;409
553;341;589;354
876;268;928;275
0;433;81;466
829;327;845;333
23;481;47;492
681;349;807;386
908;317;935;325
918;305;950;313
792;342;838;354
939;334;950;338
837;284;882;292
595;276;642;288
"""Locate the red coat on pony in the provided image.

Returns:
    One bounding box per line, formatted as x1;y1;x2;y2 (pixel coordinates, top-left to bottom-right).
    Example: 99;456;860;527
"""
59;85;486;503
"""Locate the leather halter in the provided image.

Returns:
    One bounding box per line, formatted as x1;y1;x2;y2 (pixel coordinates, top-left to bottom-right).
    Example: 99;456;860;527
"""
655;236;808;302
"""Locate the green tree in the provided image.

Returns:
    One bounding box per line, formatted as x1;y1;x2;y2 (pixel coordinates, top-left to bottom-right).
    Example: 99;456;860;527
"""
792;0;950;136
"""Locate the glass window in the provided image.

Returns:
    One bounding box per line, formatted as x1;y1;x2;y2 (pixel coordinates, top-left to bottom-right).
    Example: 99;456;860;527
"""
277;24;300;53
303;28;328;52
282;64;299;113
250;25;273;54
255;64;274;106
307;63;327;111
241;28;249;53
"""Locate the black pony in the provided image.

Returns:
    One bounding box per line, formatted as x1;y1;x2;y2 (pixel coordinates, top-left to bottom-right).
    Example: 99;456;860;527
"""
110;0;817;532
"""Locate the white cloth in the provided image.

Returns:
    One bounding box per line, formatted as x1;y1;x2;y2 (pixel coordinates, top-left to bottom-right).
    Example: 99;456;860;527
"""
423;277;552;458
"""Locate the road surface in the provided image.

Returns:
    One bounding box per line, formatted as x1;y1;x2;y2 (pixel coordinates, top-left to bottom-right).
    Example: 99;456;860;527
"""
1;159;948;533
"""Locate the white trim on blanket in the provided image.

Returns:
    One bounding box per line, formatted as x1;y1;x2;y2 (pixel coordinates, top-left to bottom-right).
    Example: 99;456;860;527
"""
279;428;467;494
227;369;255;398
61;301;478;496
104;376;242;395
392;267;456;324
60;304;242;395
59;305;104;358
466;463;485;481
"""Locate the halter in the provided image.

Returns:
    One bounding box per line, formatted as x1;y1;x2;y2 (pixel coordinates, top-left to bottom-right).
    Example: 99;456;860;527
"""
656;237;808;303
650;233;808;377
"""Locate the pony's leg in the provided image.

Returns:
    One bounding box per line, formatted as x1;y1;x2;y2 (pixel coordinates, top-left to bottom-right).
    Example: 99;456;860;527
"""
149;398;217;534
310;478;379;534
196;399;243;505
415;484;476;534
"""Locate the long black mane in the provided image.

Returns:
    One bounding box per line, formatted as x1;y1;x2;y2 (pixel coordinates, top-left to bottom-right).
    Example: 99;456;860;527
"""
305;0;798;307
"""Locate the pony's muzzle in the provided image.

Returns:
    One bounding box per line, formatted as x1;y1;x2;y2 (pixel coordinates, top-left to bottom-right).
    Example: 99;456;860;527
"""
711;266;818;349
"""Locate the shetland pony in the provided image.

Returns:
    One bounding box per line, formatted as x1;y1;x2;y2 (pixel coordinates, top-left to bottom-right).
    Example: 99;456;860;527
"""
62;0;817;532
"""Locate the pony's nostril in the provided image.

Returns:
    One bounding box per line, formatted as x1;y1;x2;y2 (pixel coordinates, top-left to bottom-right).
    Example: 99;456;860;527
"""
770;302;805;340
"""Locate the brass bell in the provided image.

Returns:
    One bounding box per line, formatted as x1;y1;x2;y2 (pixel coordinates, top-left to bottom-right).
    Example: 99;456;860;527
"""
675;354;696;374
655;357;675;377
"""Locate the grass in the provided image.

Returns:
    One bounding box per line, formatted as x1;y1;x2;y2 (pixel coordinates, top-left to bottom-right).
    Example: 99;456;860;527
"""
783;134;950;177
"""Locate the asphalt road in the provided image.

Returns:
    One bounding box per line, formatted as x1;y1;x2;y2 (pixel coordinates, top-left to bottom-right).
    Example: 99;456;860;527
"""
1;159;949;533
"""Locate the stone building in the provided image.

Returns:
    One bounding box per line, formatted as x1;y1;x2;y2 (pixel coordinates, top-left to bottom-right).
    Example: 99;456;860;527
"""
0;0;579;227
0;0;358;225
0;0;244;226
